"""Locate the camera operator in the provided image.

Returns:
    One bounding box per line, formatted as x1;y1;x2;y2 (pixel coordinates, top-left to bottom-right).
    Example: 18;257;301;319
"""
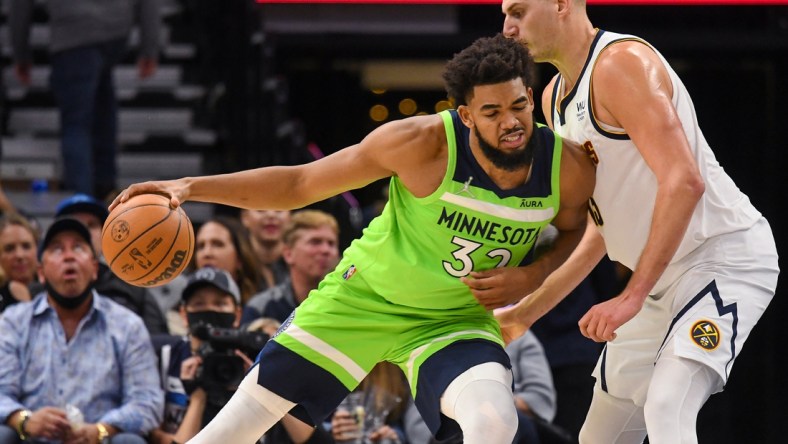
150;266;251;443
150;267;330;444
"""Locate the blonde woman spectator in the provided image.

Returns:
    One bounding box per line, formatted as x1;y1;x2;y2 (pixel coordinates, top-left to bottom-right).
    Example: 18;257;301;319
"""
240;209;291;290
0;213;40;312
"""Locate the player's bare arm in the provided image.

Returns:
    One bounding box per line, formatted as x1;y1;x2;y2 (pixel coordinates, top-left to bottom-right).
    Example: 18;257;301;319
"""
530;137;596;282
496;216;606;343
578;41;705;342
111;114;448;212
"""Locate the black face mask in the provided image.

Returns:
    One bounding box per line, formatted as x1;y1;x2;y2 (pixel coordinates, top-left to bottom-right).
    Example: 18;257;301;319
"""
45;281;94;310
187;311;236;333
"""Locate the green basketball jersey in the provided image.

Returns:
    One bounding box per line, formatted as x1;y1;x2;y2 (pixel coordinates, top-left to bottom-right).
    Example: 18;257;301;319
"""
333;110;563;310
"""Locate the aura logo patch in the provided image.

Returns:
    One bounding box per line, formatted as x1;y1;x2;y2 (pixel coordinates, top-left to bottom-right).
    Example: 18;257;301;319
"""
690;320;720;351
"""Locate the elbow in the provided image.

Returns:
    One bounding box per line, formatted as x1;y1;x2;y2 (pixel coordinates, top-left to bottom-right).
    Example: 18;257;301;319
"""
669;169;704;204
687;171;705;202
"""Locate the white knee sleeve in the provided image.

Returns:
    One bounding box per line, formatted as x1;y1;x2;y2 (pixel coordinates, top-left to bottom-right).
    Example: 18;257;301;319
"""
440;362;518;444
187;365;296;444
643;341;722;444
579;385;647;444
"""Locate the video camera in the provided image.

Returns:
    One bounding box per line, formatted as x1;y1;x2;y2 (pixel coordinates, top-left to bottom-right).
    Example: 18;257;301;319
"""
190;324;270;391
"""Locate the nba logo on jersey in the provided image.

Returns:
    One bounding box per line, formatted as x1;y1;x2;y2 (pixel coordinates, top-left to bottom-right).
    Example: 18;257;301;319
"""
342;265;357;280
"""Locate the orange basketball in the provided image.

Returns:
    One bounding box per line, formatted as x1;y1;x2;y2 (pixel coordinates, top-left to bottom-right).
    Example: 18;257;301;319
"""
101;193;194;287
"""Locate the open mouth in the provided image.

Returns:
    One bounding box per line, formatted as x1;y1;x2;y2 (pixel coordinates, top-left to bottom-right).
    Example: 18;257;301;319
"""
62;266;80;280
500;131;524;149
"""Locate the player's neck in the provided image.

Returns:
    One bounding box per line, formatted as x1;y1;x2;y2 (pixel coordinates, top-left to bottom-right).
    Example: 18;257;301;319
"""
554;23;598;93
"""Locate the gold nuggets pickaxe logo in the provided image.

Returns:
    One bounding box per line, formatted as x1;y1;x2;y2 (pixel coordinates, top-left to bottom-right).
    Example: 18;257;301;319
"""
111;220;130;242
690;320;720;351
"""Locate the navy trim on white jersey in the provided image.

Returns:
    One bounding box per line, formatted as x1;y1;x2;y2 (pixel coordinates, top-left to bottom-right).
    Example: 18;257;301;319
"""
555;30;605;126
600;345;609;393
657;280;739;380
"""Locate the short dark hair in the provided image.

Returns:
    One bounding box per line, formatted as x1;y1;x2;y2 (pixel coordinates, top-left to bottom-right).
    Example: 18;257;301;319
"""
443;33;536;107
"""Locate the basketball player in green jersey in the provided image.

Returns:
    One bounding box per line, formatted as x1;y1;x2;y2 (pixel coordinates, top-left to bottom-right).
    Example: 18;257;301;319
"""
111;35;595;444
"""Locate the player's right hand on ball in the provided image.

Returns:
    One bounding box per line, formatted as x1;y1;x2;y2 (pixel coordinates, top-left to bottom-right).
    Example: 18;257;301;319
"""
110;179;187;211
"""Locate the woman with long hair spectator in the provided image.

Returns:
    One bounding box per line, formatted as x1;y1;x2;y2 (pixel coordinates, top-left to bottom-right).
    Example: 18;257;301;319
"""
193;215;263;305
0;213;41;312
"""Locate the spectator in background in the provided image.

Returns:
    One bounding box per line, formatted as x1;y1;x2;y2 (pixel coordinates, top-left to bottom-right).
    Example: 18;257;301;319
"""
331;362;409;444
55;193;169;334
151;266;244;444
240;209;291;291
193;215;263;305
242;209;339;325
0;213;40;312
152;267;324;444
8;0;161;198
0;217;163;443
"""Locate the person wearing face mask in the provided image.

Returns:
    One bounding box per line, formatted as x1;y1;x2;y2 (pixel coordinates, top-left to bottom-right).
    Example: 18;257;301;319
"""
0;217;164;443
55;193;169;334
151;266;328;444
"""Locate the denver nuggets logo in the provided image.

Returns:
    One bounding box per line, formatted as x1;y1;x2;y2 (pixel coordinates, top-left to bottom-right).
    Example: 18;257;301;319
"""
111;220;130;242
342;265;357;280
690;320;720;351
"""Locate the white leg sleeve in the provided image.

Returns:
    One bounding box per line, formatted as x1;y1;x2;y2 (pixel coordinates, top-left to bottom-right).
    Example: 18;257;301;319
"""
643;341;722;444
187;365;296;444
439;362;518;444
579;386;647;444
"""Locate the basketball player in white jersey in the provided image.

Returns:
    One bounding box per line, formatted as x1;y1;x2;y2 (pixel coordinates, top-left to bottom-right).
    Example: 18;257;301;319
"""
489;1;779;443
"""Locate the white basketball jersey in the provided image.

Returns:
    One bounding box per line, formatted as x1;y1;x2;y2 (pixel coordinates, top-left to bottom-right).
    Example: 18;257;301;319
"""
551;30;761;288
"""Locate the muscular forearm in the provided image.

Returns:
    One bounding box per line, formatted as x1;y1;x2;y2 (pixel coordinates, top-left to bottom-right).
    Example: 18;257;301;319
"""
515;224;606;327
531;223;587;285
626;179;703;299
182;166;332;211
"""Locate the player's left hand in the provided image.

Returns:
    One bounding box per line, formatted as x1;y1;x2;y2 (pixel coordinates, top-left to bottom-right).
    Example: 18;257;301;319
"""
578;293;644;342
494;304;530;345
462;267;534;310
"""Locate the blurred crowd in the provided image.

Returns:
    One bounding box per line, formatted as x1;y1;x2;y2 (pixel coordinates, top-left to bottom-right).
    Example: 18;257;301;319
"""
0;192;622;444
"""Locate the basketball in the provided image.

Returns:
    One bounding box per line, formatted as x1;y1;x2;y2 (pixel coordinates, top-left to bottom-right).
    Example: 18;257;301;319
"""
101;193;194;287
